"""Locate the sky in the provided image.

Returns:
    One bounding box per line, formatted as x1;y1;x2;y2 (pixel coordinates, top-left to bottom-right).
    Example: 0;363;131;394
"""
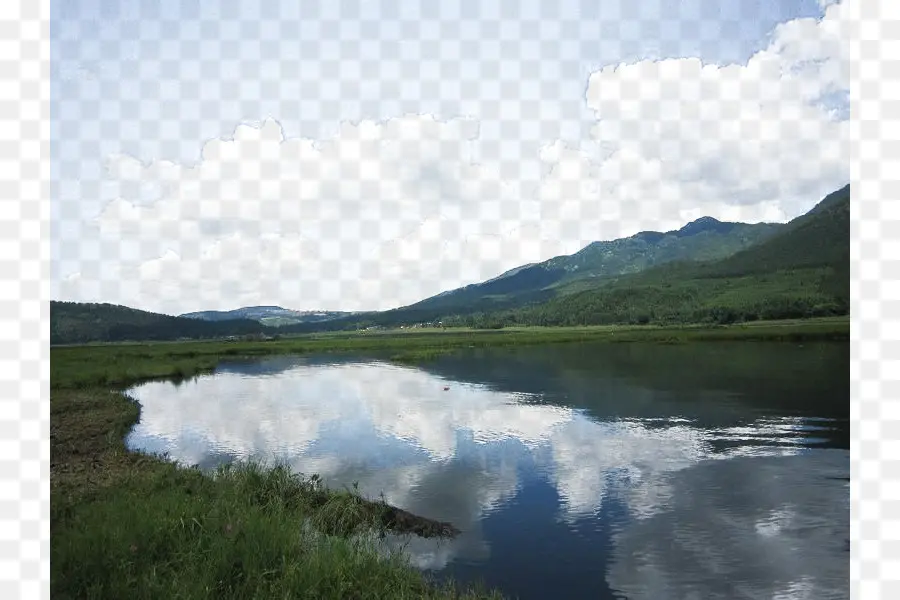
51;0;851;314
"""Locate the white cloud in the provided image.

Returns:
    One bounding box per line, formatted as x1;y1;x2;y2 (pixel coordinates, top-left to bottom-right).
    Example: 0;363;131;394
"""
573;0;849;224
535;1;852;245
54;4;851;314
61;115;553;313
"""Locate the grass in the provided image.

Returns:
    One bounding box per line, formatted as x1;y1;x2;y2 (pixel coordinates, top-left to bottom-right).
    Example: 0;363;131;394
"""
53;455;489;599
51;359;495;599
52;318;848;598
51;317;849;388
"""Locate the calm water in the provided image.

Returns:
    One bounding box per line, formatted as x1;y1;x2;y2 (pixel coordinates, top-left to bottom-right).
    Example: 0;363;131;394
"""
126;341;849;600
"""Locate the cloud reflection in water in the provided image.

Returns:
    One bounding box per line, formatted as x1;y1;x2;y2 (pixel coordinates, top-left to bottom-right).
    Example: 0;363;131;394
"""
125;356;846;596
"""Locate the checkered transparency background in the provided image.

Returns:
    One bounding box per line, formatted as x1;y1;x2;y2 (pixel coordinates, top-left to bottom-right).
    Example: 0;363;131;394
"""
0;0;891;598
4;0;47;598
853;1;900;597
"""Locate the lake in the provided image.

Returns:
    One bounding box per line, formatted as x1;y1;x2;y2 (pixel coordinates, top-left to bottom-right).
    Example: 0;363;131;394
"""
125;341;849;600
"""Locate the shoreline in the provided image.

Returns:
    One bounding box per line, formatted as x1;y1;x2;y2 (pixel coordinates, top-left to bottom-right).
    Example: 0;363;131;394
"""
51;318;847;598
52;317;848;388
52;358;490;598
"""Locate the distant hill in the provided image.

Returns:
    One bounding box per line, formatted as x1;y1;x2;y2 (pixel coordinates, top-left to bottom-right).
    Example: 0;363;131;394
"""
393;217;782;316
51;302;271;345
180;306;359;327
497;184;850;327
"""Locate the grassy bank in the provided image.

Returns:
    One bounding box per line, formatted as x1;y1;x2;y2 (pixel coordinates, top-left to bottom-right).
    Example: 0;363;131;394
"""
51;362;496;598
52;317;848;388
52;318;848;598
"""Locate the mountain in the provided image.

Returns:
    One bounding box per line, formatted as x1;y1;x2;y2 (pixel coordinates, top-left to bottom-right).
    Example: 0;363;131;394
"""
297;183;849;331
51;301;271;345
381;217;782;317
52;185;850;341
499;184;850;327
179;306;359;327
697;184;850;278
277;215;789;333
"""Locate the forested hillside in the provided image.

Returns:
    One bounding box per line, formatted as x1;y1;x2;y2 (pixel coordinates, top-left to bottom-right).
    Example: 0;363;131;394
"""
467;185;850;328
51;302;270;345
399;217;782;316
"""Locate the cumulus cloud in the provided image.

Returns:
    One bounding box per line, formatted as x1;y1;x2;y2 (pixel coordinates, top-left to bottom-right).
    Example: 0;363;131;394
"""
55;3;850;314
571;0;849;223
61;115;553;313
535;0;849;250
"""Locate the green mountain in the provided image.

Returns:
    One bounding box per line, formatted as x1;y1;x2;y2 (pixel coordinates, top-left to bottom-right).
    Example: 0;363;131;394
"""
51;301;272;345
180;306;359;327
493;184;850;327
283;185;848;333
52;185;850;341
394;217;782;316
697;184;850;279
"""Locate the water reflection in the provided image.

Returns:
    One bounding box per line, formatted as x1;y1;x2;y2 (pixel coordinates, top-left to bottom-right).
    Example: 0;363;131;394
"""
606;452;849;600
125;343;848;600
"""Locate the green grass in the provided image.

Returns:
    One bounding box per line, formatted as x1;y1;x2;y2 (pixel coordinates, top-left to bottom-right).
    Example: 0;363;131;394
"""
51;317;849;388
53;457;493;600
52;319;848;598
51;346;497;599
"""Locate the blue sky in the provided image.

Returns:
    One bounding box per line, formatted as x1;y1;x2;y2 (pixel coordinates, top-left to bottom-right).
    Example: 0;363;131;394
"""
51;0;850;313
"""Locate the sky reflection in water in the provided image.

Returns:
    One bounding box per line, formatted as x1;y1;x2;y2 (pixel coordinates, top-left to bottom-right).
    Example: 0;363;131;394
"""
126;344;848;600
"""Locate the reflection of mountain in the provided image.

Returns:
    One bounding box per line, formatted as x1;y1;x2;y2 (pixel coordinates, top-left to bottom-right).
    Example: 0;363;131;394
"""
214;354;368;377
204;342;849;438
125;354;848;598
416;342;850;449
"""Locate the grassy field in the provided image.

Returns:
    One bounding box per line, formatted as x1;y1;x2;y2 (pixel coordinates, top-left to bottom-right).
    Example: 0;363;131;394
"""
51;318;848;598
52;317;849;387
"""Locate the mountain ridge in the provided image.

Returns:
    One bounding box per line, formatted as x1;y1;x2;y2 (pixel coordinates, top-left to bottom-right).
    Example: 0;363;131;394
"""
281;183;850;331
179;305;360;326
50;183;850;342
395;214;783;316
496;184;851;327
50;301;271;345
